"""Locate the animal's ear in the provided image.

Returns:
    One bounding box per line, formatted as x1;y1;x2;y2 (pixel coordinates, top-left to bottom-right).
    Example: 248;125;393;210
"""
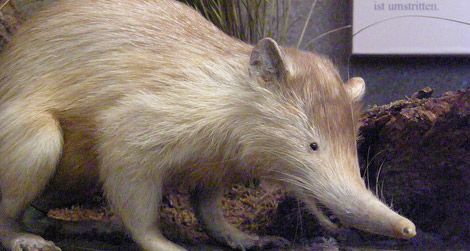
344;77;366;102
249;37;290;85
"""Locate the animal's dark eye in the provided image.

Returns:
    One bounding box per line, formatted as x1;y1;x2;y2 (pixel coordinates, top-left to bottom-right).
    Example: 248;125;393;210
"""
310;142;319;151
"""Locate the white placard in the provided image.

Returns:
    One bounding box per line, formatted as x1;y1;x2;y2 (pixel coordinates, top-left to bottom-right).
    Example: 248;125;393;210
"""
352;0;470;55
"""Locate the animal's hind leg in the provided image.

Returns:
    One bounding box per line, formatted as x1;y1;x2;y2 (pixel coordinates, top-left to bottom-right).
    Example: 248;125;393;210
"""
191;186;290;250
0;106;63;251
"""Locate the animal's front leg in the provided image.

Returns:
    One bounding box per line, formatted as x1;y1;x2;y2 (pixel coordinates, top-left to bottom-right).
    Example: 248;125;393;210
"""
101;166;185;251
96;95;190;251
191;186;290;250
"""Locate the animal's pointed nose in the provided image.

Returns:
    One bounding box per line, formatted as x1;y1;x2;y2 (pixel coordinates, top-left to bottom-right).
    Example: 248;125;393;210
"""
394;218;416;239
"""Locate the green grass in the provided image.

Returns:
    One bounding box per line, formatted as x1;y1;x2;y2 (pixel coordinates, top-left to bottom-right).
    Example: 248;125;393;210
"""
182;0;292;44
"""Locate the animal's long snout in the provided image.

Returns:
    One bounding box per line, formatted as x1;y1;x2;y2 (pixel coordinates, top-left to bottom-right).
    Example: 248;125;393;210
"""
309;179;416;239
333;187;416;239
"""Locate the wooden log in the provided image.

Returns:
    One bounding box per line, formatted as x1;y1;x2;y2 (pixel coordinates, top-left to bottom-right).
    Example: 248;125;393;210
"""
357;88;469;242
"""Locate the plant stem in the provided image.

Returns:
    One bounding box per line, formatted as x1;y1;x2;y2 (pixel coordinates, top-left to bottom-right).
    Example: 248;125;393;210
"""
305;25;352;49
280;0;291;45
0;0;10;11
296;0;317;49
